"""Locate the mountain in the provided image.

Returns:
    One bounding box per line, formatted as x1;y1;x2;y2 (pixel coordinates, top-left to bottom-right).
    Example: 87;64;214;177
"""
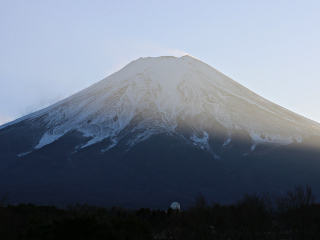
1;55;320;209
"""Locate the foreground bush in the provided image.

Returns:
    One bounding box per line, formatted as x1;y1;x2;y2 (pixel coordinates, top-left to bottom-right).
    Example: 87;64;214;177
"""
1;185;320;239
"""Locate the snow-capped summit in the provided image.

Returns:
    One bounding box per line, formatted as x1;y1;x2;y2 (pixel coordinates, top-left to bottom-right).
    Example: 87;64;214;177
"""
4;55;319;157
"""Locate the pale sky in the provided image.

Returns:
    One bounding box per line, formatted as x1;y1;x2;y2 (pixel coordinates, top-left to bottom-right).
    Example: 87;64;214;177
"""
1;1;319;125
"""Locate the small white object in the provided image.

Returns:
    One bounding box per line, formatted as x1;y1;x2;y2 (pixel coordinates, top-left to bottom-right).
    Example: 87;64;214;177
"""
170;202;181;211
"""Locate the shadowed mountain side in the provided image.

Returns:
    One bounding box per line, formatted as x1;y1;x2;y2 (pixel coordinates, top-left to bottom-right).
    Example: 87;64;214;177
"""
1;126;320;209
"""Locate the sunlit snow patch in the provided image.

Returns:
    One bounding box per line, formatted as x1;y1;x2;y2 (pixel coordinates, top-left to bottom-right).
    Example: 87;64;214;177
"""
81;135;106;149
17;151;32;157
101;138;118;152
35;132;65;149
190;131;220;159
223;134;232;146
243;131;296;156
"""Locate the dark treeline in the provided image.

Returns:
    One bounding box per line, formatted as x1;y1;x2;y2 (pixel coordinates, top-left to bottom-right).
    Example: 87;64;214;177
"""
1;185;320;240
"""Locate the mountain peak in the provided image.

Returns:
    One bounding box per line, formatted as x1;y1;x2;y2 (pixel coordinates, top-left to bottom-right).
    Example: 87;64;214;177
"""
3;56;320;155
1;55;320;209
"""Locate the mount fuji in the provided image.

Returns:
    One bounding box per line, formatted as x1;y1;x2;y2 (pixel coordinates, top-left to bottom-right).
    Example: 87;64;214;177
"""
1;55;320;208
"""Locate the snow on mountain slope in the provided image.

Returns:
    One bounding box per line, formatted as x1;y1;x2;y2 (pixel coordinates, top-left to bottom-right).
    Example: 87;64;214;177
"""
2;55;320;157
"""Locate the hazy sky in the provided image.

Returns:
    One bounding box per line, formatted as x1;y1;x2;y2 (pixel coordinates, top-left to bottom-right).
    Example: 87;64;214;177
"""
1;1;319;125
